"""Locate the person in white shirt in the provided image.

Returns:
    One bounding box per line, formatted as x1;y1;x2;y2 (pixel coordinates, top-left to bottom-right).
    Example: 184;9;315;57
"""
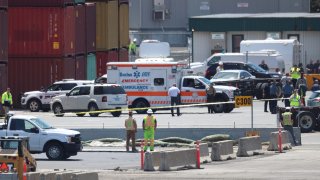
216;61;224;74
168;83;181;116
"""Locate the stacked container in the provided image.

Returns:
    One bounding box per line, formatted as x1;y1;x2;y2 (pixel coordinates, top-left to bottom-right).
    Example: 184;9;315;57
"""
87;0;129;77
8;1;91;107
0;0;8;114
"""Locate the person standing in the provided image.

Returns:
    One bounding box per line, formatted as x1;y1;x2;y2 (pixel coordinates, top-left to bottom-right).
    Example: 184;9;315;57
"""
269;81;278;114
311;79;320;92
206;82;216;113
216;61;224;74
1;88;13;121
281;107;298;146
314;60;320;74
143;109;157;152
125;111;138;152
296;73;307;106
298;63;304;73
282;80;293;107
306;60;314;74
128;39;137;62
263;81;270;112
290;65;301;88
259;60;269;71
168;83;181;116
289;89;300;107
280;73;291;87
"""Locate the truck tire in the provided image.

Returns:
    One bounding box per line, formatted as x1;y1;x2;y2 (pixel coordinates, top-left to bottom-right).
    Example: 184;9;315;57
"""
255;83;263;99
53;103;64;117
297;111;316;133
223;103;234;113
212;95;227;113
88;103;99;117
76;113;86;117
28;99;41;112
133;99;149;114
111;108;122;117
45;142;64;160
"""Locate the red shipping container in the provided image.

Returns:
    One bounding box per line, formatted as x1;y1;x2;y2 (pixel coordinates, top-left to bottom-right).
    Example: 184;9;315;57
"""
75;55;86;79
0;10;8;61
96;51;109;77
8;0;74;7
119;48;128;62
0;62;7;115
0;0;7;8
108;50;119;62
8;7;77;57
8;57;76;107
85;3;96;53
75;5;86;55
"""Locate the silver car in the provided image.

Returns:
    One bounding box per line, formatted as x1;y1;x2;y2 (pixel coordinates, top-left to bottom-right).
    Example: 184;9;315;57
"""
307;90;320;107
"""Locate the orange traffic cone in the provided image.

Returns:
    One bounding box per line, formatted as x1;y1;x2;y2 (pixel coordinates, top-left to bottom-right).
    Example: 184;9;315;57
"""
0;163;8;172
23;162;27;180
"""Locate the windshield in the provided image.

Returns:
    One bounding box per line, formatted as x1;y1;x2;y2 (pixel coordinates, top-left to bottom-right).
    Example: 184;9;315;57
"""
309;92;320;99
247;63;266;73
30;118;54;129
199;77;211;85
213;72;238;79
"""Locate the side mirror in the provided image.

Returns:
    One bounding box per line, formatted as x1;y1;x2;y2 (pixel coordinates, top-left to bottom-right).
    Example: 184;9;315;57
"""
30;128;39;134
66;92;70;96
240;76;245;79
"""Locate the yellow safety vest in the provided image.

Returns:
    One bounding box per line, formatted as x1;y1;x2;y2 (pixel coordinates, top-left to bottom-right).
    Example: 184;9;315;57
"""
125;117;136;131
144;116;155;131
282;112;293;126
290;94;300;107
290;67;301;79
1;92;13;105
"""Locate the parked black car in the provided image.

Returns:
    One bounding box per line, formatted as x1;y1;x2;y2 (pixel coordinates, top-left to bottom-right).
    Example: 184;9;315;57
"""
205;61;282;80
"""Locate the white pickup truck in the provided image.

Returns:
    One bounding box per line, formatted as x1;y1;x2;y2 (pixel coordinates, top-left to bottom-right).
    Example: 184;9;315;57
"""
0;114;82;160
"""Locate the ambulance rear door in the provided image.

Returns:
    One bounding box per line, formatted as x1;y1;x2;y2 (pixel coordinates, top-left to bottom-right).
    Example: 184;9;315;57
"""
150;69;169;106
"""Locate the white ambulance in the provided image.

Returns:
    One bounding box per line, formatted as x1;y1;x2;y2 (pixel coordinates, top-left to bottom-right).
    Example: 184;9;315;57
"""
107;61;238;114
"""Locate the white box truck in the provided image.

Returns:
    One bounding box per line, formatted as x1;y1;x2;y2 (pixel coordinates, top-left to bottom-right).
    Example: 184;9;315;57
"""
240;38;301;73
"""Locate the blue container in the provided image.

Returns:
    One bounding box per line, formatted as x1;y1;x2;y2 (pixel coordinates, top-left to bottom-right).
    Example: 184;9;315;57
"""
86;53;96;80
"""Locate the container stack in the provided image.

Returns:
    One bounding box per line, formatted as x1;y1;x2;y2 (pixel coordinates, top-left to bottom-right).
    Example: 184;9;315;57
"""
7;0;95;106
0;0;8;114
88;0;129;77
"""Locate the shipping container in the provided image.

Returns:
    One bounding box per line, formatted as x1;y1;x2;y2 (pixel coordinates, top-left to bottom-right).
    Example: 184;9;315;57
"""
85;3;96;53
8;7;78;57
8;0;75;7
108;50;119;62
8;57;77;107
107;0;119;50
86;53;96;80
96;2;108;51
96;51;109;77
75;55;86;79
0;62;7;115
119;1;129;48
0;0;8;8
75;5;86;55
119;48;128;62
0;10;7;61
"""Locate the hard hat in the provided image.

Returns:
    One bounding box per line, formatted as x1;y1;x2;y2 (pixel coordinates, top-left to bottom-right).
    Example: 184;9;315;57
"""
147;109;153;114
285;107;291;111
219;61;223;65
133;38;137;42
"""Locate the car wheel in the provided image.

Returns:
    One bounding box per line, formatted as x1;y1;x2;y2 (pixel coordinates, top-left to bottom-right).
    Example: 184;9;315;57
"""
63;154;71;160
223;103;234;113
28;99;41;112
88;103;99;117
133;99;149;114
255;83;263;99
76;113;86;117
46;142;64;160
111;110;122;117
298;112;315;133
53;103;64;117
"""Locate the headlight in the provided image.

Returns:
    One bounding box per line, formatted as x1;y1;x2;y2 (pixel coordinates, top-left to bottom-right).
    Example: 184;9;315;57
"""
223;90;233;99
66;136;74;144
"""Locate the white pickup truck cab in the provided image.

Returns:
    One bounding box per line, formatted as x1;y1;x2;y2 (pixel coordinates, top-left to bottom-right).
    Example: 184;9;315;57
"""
0;115;82;160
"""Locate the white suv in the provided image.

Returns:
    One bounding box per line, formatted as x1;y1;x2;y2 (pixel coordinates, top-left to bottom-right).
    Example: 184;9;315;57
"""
50;84;127;117
21;79;93;112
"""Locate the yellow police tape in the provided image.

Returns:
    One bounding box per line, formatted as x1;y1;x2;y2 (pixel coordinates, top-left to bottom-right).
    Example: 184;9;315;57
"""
55;97;291;116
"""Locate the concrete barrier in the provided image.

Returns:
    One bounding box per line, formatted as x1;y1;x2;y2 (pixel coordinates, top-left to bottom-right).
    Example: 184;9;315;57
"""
267;130;292;151
211;140;235;161
159;149;197;171
0;173;18;180
40;171;56;180
144;152;156;171
71;172;99;180
198;143;211;163
27;172;40;180
236;136;263;157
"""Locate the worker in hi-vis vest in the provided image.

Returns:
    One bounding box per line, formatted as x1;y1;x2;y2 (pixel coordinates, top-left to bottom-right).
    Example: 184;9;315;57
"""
125;110;138;152
1;87;13;121
143;109;157;152
281;107;298;145
289;89;300;107
290;65;301;89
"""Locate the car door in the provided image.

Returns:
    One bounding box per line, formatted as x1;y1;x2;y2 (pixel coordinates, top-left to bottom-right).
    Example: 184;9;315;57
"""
66;86;91;110
43;83;77;105
6;118;41;151
180;77;206;104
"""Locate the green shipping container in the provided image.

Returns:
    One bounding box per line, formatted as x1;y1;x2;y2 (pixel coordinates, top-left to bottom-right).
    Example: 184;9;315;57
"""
86;53;97;80
75;0;85;4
